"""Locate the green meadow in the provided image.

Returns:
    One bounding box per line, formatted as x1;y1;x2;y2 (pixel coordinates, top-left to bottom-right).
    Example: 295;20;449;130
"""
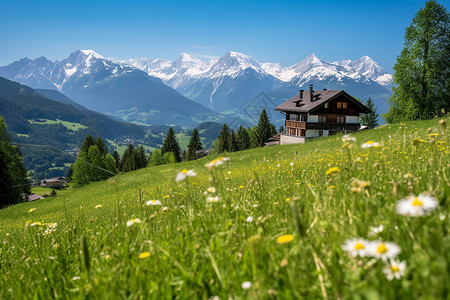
28;119;88;131
0;118;448;299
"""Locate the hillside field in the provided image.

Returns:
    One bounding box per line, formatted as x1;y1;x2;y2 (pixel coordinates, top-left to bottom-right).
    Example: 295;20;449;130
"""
0;118;448;299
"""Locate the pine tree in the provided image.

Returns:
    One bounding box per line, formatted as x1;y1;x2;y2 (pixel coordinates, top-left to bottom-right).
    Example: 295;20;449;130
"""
0;116;29;207
120;144;134;171
217;123;230;153
96;137;108;155
113;150;121;169
161;127;181;162
252;108;273;148
228;130;238;152
236;125;250;151
385;1;450;122
80;134;95;153
186;128;203;161
360;98;379;129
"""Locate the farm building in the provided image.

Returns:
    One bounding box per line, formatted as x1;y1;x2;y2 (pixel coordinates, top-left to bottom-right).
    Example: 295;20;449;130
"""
275;85;371;144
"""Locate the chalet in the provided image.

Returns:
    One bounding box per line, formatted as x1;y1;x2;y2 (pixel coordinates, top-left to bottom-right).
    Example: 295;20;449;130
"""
27;193;44;202
275;85;371;144
40;177;67;189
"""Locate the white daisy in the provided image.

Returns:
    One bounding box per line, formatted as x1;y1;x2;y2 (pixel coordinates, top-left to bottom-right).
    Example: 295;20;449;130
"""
206;187;216;193
361;141;381;149
397;193;438;217
246;216;253;223
126;218;142;227
146;200;162;206
241;281;252;290
367;240;400;261
369;225;384;237
383;260;406;281
342;134;356;142
205;157;230;169
206;196;221;203
175;169;197;182
342;238;370;257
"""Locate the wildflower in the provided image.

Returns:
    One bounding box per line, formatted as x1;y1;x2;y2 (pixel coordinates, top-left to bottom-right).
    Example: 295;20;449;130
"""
276;234;294;244
139;252;150;259
342;134;356;142
383;260;406;281
325;167;341;175
246;216;253;223
206;187;216;193
396;193;438;217
342;238;370;257
176;169;197;182
368;240;400;261
369;225;384;237
239;185;245;189
162;206;169;212
361;141;381;149
146;200;162;206
28;208;36;213
352;178;370;188
285;198;291;202
206;196;221;203
95;204;102;209
205;157;230;169
72;276;81;281
126;218;142;227
413;138;426;145
241;281;252;290
429;133;439;137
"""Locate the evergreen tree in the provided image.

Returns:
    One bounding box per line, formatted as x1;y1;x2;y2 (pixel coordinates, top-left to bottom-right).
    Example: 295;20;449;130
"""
186;128;203;161
161;127;181;162
120;144;134;171
217;123;230;153
96;137;108;155
228;130;238;152
360;98;379;129
112;150;121;169
72;135;117;186
236;125;250;151
278;125;285;133
385;1;450;122
252;108;273;148
80;134;96;153
136;146;148;168
0;116;29;207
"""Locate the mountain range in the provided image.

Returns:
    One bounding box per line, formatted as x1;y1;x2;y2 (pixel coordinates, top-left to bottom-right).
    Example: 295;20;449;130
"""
0;50;393;127
123;51;393;122
0;50;225;127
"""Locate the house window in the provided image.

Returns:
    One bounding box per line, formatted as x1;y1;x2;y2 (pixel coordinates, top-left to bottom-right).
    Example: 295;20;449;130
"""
289;113;298;121
337;102;348;109
300;114;306;122
324;103;329;108
337;116;346;123
318;115;327;123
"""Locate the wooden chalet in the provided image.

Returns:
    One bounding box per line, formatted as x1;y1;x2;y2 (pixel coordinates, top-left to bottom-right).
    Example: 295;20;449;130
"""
274;85;371;144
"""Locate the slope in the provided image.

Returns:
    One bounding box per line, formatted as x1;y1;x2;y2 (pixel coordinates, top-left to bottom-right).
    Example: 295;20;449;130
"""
0;117;447;299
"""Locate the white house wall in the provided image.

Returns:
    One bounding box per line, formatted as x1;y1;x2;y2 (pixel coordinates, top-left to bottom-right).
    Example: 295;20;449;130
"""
307;114;318;123
280;134;305;145
306;130;329;138
346;116;359;124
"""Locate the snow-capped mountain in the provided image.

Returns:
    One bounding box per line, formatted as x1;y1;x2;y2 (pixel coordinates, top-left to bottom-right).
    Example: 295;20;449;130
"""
0;50;225;127
122;51;392;116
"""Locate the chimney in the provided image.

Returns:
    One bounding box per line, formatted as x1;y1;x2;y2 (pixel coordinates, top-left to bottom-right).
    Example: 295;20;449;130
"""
299;89;304;101
309;84;314;102
323;88;327;91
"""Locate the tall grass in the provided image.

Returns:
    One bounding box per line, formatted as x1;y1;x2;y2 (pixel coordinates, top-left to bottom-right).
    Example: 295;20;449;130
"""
0;118;448;299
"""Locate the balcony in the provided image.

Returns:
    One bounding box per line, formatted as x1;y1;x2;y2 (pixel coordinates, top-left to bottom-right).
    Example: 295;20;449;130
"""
306;122;359;131
285;120;306;129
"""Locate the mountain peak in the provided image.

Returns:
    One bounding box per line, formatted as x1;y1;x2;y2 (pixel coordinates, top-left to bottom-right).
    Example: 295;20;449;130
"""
79;50;104;59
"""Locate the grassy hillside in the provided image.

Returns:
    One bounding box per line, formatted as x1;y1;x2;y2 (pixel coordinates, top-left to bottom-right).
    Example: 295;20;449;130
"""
0;118;448;299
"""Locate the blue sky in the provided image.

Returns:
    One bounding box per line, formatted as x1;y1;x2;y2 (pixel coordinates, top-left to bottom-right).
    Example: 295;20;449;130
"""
0;0;436;72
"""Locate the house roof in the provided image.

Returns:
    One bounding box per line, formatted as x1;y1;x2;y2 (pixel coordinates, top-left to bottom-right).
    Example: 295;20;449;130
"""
27;193;44;201
275;89;371;114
